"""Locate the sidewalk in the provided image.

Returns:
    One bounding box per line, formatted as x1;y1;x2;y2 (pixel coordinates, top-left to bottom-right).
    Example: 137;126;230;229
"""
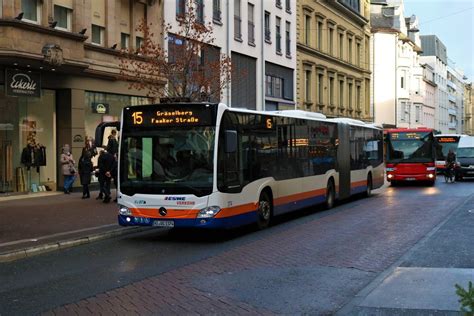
0;190;146;262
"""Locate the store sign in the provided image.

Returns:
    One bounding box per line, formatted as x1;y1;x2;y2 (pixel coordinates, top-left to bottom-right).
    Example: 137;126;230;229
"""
5;69;41;97
92;103;110;114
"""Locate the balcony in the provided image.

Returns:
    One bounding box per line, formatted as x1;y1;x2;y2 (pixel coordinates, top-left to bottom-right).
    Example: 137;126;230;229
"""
447;80;456;90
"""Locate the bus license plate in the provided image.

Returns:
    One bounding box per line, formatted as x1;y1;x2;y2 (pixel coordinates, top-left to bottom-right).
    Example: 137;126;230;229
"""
405;177;416;181
152;220;175;228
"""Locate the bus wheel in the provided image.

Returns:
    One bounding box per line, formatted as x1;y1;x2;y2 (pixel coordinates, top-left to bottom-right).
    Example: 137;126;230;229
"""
366;175;373;197
257;191;272;229
325;180;335;209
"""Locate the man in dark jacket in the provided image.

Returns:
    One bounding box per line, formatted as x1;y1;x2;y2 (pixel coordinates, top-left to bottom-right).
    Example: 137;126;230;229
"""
98;150;116;203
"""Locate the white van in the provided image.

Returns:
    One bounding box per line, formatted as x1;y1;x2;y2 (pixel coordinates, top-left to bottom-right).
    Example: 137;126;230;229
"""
456;136;474;179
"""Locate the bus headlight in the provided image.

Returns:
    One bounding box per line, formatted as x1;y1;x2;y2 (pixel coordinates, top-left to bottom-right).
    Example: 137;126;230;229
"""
197;206;221;218
427;174;434;179
119;205;132;216
387;174;394;179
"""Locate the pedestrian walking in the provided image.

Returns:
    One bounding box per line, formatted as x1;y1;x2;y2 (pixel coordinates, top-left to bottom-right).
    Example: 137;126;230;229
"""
106;129;119;157
78;147;93;199
98;150;115;203
95;149;105;200
60;144;76;194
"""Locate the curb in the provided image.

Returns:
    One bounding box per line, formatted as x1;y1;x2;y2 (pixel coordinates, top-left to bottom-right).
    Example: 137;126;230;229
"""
0;226;152;263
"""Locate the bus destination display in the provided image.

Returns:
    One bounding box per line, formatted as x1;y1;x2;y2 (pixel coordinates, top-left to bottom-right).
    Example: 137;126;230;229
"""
390;132;429;140
437;137;459;143
125;106;213;127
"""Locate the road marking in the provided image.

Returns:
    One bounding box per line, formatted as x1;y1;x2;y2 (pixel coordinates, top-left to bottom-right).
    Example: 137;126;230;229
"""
0;224;116;247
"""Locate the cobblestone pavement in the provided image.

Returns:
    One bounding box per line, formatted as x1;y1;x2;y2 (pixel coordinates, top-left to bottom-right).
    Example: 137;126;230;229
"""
42;182;471;315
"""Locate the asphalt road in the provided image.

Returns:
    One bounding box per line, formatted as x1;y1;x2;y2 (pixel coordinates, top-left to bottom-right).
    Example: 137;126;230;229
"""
0;179;473;315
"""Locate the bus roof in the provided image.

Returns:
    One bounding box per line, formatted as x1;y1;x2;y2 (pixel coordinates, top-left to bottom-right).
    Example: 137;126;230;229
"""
434;134;468;138
385;127;435;133
225;104;381;130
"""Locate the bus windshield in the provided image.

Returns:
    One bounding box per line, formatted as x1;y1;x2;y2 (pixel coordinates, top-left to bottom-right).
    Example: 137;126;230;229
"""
435;136;461;160
457;148;474;158
120;127;215;197
387;132;434;163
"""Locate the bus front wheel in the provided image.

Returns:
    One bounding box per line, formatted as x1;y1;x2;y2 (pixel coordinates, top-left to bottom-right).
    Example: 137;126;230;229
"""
325;180;335;209
257;191;272;230
366;175;373;197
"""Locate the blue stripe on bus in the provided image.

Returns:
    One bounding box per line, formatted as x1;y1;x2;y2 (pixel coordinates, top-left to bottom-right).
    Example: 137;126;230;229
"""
274;194;326;215
350;185;367;195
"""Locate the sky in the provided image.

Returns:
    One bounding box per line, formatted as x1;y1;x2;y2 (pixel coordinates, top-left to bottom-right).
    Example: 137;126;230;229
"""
403;0;474;81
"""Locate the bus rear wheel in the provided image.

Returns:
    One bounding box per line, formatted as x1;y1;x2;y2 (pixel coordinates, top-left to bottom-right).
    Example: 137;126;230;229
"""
325;180;335;209
257;191;272;230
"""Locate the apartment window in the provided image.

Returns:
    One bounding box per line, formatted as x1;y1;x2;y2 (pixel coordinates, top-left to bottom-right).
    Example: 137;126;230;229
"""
348;37;353;63
328;27;334;55
136;36;144;50
348;82;353;110
317;21;323;50
356;85;361;111
213;0;221;22
305;70;312;102
276;0;282;9
248;3;255;45
285;21;291;57
22;0;41;23
339;32;344;59
121;33;130;49
264;12;271;42
91;24;105;46
276;17;281;54
266;75;283;98
339;79;344;107
196;0;204;24
356;42;361;67
304;15;311;46
365;36;370;70
365;79;370;114
234;0;242;40
400;70;406;89
54;5;72;31
329;76;335;106
416;104;421;122
401;102;407;121
318;73;324;104
285;0;291;13
176;0;185;18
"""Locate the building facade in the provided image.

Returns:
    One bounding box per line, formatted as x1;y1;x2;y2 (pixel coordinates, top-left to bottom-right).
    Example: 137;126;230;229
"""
464;83;473;135
419;35;448;132
447;60;465;133
0;0;163;194
165;0;297;111
420;63;437;128
297;0;372;120
370;0;426;128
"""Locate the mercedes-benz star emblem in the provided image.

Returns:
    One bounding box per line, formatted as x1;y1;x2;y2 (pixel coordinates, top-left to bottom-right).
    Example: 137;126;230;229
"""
159;207;167;216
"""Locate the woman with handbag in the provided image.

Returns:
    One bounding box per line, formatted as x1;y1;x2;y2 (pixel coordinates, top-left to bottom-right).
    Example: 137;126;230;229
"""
60;144;76;194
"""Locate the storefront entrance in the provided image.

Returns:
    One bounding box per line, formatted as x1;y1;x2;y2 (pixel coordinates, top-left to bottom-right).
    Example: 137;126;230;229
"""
0;87;56;193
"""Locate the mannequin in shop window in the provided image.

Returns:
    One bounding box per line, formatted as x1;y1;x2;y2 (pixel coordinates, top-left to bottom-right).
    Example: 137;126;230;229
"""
21;134;46;172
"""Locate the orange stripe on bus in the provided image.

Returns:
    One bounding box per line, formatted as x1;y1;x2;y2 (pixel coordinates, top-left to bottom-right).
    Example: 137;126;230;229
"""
350;180;367;188
274;188;326;206
215;202;258;218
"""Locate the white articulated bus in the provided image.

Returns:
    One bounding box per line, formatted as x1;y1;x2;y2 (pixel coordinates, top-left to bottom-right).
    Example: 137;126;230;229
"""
96;102;384;230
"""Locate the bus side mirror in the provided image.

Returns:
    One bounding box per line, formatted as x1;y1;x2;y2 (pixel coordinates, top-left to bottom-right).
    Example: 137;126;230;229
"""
225;130;237;153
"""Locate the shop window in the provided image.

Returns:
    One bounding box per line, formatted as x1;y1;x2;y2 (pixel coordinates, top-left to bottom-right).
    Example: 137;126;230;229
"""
22;0;41;24
54;5;72;31
91;24;105;46
0;87;56;193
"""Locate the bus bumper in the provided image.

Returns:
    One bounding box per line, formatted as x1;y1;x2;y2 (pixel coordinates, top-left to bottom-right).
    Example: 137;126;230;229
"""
118;212;258;229
386;173;436;182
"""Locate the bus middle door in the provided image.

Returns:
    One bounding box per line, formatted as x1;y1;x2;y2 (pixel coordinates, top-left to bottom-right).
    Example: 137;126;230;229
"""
337;123;351;199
